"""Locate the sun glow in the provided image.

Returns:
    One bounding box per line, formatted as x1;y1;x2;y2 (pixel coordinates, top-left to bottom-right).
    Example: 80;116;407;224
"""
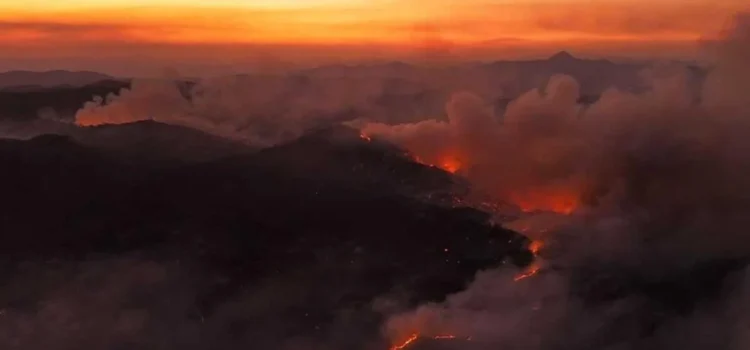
0;0;739;47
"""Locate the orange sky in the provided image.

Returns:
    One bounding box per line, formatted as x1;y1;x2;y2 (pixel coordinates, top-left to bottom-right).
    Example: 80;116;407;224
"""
0;0;746;76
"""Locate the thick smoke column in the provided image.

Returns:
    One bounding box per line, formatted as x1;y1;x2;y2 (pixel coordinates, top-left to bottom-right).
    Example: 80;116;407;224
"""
379;13;750;350
364;74;589;214
73;67;518;146
75;74;381;145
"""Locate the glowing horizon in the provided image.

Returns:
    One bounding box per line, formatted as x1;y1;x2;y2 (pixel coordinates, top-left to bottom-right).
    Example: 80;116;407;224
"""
0;0;747;75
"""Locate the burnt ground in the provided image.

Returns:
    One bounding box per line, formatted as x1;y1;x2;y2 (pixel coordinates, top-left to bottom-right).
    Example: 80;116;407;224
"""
0;122;530;349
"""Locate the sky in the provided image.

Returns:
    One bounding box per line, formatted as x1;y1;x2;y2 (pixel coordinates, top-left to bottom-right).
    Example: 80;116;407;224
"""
0;0;747;76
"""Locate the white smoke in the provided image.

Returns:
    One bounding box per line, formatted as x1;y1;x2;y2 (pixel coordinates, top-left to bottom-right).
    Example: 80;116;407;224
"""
74;67;518;146
378;13;750;350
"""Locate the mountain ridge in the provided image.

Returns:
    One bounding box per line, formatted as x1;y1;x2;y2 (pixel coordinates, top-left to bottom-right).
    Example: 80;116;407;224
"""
0;70;118;89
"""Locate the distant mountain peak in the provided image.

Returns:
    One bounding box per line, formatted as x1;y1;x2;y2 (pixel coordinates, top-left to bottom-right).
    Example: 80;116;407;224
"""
384;61;412;68
549;51;577;61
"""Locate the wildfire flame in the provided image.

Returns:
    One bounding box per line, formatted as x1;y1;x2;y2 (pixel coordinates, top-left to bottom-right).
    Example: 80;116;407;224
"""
404;149;580;215
437;155;462;174
514;240;544;282
359;132;372;142
390;334;419;350
509;188;579;215
390;334;463;350
514;262;541;281
409;153;462;174
529;240;544;255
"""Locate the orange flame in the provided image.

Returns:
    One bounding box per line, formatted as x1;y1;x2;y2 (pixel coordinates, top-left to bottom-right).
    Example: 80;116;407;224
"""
509;188;579;215
438;155;462;174
390;334;462;350
514;240;544;281
409;152;462;174
529;240;544;255
514;262;541;281
75;116;139;127
391;334;419;350
405;148;582;216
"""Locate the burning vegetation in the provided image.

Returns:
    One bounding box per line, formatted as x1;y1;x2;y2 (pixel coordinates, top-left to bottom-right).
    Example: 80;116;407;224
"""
514;240;544;282
390;333;468;350
512;263;541;282
403;147;581;215
391;333;419;350
406;152;462;175
436;154;462;174
508;187;580;215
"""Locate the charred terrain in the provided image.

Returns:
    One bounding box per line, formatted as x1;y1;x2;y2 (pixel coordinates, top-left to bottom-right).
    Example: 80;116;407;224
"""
0;121;531;349
1;118;748;350
1;20;750;349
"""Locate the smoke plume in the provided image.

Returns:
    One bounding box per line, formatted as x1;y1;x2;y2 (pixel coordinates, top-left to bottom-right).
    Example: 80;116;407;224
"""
74;67;519;146
378;13;750;350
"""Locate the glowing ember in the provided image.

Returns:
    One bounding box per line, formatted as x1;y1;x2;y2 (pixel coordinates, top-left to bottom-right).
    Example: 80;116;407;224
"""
509;188;579;215
433;335;457;340
75;116;142;127
514;262;541;281
406;152;462;174
390;334;463;350
359;132;372;142
514;240;544;281
391;334;419;350
529;240;544;255
438;155;462;174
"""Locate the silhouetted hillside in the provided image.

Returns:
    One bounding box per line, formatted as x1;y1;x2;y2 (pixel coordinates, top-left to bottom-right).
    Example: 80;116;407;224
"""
0;70;116;89
72;120;254;164
0;126;530;349
0;119;253;163
252;125;468;201
0;79;129;121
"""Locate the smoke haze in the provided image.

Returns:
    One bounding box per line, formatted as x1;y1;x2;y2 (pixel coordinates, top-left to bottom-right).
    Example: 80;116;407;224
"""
12;10;743;350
